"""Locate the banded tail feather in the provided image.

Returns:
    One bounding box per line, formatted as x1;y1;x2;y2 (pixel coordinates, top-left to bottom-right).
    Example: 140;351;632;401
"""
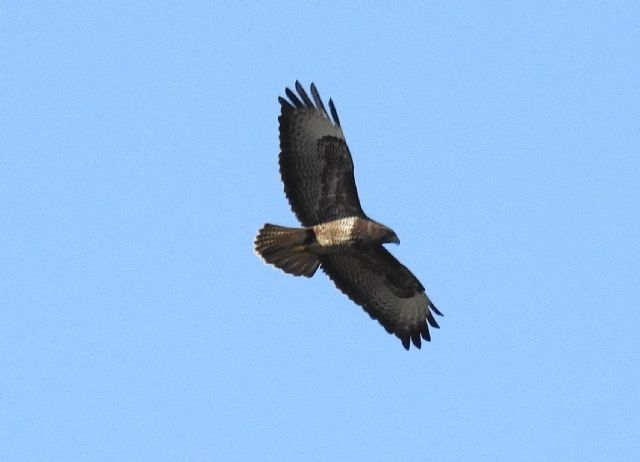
254;224;320;277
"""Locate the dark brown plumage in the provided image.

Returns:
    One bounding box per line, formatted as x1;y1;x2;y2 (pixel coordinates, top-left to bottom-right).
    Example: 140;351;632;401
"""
255;82;442;350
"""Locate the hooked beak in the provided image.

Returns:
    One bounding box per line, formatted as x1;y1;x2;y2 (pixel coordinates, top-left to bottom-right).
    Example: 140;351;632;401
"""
390;234;400;245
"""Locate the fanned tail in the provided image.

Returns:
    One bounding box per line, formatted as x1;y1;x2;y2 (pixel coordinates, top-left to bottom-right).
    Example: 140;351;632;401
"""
254;224;320;277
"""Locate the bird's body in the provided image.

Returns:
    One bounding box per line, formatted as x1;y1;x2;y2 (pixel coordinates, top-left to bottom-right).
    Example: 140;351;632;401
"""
312;216;397;249
313;216;362;248
255;82;442;349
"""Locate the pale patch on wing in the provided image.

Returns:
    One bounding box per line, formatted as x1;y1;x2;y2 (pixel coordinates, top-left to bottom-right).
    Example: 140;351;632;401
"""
394;291;429;339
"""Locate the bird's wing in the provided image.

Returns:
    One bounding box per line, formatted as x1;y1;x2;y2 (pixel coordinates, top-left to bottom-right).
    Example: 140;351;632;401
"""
320;246;442;349
278;81;365;226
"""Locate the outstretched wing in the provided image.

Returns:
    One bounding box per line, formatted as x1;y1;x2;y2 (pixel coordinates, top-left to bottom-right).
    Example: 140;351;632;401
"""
278;81;365;227
320;247;443;350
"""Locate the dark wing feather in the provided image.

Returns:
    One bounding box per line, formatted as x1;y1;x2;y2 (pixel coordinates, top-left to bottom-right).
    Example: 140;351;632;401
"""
295;81;315;108
328;98;341;126
310;83;328;117
279;82;365;226
320;246;442;350
285;88;304;108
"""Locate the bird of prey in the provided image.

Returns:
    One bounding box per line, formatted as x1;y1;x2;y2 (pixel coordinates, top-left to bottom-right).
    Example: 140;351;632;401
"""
254;81;442;349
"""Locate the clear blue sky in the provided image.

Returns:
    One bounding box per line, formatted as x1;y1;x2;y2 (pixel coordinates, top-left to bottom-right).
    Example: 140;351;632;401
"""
2;2;639;461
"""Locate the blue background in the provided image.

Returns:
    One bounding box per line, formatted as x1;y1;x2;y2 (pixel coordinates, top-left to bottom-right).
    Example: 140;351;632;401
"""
2;2;639;461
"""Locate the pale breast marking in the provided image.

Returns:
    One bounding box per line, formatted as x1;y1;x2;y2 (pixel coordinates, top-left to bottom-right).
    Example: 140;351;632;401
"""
313;216;359;246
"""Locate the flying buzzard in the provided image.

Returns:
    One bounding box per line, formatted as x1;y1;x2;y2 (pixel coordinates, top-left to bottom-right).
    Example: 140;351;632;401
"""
255;82;442;349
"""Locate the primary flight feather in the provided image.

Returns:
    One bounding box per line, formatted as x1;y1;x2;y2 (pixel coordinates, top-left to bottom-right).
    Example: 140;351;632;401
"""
255;81;442;350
